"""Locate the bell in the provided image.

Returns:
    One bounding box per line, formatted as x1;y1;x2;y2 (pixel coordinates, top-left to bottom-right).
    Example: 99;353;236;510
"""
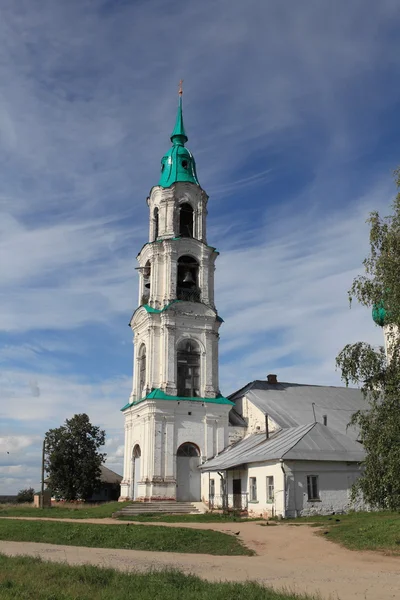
182;270;195;286
144;279;151;289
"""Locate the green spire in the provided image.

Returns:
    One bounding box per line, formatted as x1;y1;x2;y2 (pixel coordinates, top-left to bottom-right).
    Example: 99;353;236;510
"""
170;95;188;146
158;84;200;188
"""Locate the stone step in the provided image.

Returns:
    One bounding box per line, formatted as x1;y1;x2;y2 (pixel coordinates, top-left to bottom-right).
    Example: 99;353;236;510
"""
113;501;200;517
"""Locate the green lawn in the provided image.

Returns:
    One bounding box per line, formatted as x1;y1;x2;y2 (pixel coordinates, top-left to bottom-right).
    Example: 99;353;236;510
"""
0;554;320;600
292;511;400;554
0;501;131;519
117;512;262;523
0;519;252;556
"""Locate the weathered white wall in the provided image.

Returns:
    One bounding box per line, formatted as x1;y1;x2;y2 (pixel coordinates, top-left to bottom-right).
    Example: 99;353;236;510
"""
284;460;365;517
245;462;285;517
236;395;279;436
120;399;230;501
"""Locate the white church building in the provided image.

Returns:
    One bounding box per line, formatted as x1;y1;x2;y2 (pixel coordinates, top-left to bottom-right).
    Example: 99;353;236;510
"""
120;90;369;517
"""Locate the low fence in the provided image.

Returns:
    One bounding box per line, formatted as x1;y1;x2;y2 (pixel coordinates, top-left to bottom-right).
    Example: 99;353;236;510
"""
209;492;248;513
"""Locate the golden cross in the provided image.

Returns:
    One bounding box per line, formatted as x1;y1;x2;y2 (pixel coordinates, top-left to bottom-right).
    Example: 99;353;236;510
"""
178;79;183;96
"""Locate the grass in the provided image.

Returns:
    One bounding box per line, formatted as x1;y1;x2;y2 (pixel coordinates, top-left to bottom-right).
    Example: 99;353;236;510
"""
0;518;252;555
0;501;131;519
291;511;400;554
117;512;262;523
0;554;320;600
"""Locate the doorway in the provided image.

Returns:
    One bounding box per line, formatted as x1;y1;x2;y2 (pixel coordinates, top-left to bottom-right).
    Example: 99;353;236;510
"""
176;442;201;501
132;445;141;500
233;478;242;509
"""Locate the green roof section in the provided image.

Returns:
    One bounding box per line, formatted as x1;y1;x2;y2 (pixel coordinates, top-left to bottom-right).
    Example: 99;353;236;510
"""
372;301;391;327
170;95;188;145
158;94;200;188
121;388;233;411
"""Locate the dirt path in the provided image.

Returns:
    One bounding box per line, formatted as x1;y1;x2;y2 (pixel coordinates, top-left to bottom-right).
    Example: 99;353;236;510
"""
0;517;399;600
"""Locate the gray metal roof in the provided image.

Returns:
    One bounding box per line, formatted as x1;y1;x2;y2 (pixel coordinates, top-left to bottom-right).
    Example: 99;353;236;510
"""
201;422;365;471
232;381;366;440
201;430;267;472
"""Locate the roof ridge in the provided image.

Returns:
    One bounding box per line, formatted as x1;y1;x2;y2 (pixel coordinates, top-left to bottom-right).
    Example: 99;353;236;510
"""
281;422;317;459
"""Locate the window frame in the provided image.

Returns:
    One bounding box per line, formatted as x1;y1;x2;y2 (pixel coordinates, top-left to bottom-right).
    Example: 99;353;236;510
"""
307;475;320;501
266;475;274;503
249;477;257;502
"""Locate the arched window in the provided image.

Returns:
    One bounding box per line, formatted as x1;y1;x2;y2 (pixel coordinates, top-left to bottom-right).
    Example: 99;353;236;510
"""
179;203;194;238
133;444;141;459
138;345;146;395
177;339;200;397
177;442;200;457
177;255;200;302
141;261;151;304
153;208;159;241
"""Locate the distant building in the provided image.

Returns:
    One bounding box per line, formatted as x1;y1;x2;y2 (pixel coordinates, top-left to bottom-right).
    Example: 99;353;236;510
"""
45;465;122;502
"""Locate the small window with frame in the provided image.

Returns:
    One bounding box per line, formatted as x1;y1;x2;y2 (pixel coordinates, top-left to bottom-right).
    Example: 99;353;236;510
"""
307;475;319;501
249;477;257;502
266;476;274;502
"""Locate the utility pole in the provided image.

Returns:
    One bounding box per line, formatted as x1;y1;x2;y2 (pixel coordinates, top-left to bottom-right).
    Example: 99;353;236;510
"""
40;439;45;509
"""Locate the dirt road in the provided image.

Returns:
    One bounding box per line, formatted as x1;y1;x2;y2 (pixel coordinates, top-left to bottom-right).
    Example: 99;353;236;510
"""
0;518;399;599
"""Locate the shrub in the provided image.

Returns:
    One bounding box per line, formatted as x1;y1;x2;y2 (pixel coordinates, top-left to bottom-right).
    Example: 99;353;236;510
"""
16;488;35;503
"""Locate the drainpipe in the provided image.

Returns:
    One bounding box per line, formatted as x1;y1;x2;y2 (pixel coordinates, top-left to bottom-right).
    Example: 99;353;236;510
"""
280;460;286;519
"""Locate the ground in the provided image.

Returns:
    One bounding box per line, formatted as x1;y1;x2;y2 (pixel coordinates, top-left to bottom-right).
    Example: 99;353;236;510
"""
0;516;399;599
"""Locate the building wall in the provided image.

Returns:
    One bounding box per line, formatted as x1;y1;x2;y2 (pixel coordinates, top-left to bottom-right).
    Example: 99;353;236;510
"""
284;460;365;517
201;460;365;518
236;395;279;436
121;398;230;501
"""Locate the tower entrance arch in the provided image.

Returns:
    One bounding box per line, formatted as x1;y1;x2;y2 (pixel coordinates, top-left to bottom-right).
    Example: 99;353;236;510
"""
132;445;141;500
176;442;201;501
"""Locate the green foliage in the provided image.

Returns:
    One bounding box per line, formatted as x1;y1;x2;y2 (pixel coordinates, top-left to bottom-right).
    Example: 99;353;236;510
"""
336;169;400;511
16;487;35;503
45;413;106;501
0;555;319;600
0;519;253;556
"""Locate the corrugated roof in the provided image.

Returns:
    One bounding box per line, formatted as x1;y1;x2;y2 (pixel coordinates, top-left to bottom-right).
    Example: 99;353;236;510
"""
201;423;365;471
232;381;366;440
201;430;267;472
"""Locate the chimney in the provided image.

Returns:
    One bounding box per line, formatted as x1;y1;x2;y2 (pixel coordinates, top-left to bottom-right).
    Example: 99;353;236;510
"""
267;374;278;384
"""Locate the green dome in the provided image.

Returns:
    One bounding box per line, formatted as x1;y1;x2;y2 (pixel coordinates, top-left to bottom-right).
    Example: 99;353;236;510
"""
158;95;200;188
372;302;387;327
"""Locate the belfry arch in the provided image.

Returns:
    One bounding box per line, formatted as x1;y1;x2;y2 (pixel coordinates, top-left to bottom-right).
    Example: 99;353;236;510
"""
179;203;194;237
177;338;201;397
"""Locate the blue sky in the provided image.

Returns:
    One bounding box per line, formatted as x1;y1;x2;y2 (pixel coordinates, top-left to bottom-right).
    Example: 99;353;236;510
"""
1;0;400;494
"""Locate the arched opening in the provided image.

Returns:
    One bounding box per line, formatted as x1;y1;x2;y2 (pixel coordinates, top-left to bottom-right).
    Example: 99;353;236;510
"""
177;442;200;457
132;445;141;500
177;255;200;302
177;339;200;398
179;203;194;238
138;345;146;396
141;261;151;304
176;442;201;501
153;208;159;241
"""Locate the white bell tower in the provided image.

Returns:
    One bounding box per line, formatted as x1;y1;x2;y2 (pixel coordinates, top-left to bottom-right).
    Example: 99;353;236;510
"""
119;87;232;502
